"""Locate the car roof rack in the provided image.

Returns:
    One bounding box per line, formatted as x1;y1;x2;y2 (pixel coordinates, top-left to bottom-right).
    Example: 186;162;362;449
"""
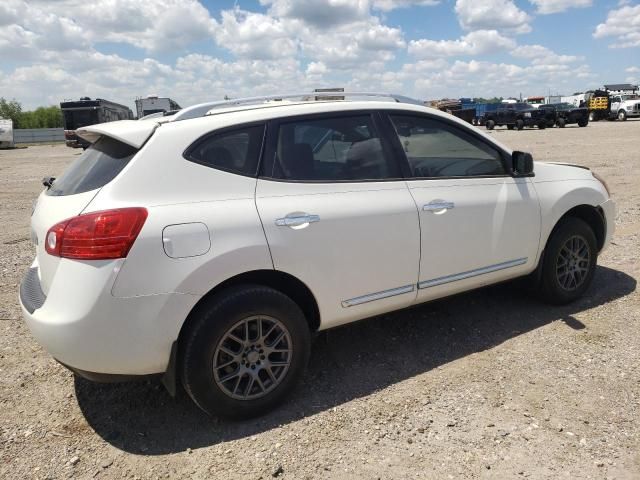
169;92;424;122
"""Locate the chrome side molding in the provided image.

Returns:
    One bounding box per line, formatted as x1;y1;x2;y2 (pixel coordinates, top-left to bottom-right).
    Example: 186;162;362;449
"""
342;284;415;308
418;258;528;289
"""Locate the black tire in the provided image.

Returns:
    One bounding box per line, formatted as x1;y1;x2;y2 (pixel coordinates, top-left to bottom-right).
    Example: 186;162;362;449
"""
486;119;495;130
538;122;546;129
181;285;311;418
516;119;524;131
578;119;588;127
538;217;598;305
558;118;566;128
618;110;627;121
507;124;514;130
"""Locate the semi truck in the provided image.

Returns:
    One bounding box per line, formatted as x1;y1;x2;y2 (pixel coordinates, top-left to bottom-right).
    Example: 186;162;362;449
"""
60;97;133;148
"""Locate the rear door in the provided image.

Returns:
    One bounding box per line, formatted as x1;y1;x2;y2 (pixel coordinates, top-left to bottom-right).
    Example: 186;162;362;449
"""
31;136;138;294
383;112;541;303
255;111;420;330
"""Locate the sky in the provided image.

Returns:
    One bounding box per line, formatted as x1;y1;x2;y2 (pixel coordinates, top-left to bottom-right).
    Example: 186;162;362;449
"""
1;0;639;111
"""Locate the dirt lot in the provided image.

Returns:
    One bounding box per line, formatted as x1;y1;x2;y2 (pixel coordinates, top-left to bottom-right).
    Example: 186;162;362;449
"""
1;120;639;480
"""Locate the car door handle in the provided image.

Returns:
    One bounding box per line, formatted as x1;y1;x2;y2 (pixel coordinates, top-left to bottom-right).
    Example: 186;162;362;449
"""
275;213;320;228
423;201;455;212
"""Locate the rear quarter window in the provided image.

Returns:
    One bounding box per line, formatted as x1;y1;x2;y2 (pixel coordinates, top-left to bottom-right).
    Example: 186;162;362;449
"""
184;124;265;177
47;136;137;196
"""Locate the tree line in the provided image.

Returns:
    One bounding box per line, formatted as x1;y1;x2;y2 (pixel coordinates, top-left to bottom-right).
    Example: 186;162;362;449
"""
0;98;63;129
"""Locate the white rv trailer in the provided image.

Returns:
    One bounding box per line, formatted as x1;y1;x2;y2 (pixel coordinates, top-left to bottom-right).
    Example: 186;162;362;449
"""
0;118;14;148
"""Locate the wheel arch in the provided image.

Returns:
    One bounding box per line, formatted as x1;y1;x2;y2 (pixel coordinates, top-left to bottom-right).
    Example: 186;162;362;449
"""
530;203;606;288
177;270;321;348
552;204;606;252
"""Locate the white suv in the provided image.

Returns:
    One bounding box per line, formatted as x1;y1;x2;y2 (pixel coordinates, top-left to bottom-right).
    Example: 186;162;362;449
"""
20;93;615;418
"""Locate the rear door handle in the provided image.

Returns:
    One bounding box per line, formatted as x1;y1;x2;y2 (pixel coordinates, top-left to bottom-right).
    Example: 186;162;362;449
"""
423;201;455;212
275;213;320;228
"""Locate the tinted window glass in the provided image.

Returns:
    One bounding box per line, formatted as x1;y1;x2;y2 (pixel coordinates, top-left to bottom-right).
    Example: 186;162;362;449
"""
389;115;505;178
269;115;398;181
47;136;136;196
186;125;264;176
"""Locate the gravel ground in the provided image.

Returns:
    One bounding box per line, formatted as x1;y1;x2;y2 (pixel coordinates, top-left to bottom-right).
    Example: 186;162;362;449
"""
1;120;639;480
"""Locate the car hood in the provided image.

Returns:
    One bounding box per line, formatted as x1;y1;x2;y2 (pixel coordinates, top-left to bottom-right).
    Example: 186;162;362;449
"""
533;161;593;182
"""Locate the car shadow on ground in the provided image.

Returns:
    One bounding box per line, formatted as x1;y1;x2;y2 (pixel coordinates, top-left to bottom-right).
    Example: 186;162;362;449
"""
75;265;636;455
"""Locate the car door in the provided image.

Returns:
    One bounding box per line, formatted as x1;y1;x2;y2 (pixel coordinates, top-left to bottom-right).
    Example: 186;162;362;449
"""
255;111;420;330
383;112;541;303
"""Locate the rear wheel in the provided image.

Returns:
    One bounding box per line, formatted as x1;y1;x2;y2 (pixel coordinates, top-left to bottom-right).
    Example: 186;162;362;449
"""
181;285;311;418
516;119;524;131
557;118;566;128
578;119;588;127
538;122;546;129
538;217;597;305
486;120;495;130
507;124;514;130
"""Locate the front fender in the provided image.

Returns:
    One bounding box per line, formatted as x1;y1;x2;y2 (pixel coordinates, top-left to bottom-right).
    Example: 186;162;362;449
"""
533;179;608;258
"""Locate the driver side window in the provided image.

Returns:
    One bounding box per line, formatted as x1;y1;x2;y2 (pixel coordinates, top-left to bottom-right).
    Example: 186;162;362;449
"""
389;115;506;178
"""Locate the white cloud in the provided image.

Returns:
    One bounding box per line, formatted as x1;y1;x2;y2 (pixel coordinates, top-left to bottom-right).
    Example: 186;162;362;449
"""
214;9;298;60
30;0;217;52
260;0;370;28
455;0;532;34
372;0;439;11
626;66;640;73
511;44;583;64
593;5;640;48
529;0;592;15
409;30;516;58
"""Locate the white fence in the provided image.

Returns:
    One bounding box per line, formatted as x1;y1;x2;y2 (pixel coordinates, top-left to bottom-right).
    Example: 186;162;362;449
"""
14;128;65;144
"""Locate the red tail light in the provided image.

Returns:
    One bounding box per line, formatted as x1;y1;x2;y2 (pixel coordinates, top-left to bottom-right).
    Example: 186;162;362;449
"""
45;208;148;260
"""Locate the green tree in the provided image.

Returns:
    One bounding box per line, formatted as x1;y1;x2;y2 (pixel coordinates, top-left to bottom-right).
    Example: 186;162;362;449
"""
19;106;63;128
0;98;23;127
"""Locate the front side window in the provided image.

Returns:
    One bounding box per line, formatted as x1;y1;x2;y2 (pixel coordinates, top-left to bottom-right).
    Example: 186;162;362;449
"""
268;115;399;181
186;124;265;176
389;115;506;178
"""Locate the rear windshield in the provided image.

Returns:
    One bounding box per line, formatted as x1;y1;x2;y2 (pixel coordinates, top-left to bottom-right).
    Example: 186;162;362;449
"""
47;136;137;196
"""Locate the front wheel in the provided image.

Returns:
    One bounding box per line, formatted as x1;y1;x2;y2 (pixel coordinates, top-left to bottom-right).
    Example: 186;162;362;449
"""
181;285;311;418
507;124;514;130
578;119;588;127
618;110;627;121
538;217;597;305
557;118;566;128
485;119;495;130
516;119;524;130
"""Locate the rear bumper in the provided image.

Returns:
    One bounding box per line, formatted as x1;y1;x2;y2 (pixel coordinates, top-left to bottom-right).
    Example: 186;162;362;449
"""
20;258;199;376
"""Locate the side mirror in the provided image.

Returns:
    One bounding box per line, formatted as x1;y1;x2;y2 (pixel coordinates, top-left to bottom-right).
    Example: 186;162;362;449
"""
512;151;534;176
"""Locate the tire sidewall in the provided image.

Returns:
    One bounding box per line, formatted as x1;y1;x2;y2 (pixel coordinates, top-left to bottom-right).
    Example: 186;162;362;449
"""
541;218;598;304
181;285;311;418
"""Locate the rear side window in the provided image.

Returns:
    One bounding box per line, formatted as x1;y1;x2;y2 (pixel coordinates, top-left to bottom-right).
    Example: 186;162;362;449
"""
185;124;265;177
47;136;136;196
267;115;399;181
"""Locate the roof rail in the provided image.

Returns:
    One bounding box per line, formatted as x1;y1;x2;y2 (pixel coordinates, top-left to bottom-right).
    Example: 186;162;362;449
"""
170;92;424;122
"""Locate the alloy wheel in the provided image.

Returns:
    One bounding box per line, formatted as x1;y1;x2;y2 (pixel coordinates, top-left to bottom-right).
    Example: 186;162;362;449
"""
213;315;292;400
556;235;591;291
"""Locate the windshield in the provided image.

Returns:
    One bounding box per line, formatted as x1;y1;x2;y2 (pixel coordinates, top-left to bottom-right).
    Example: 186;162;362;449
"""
47;136;137;196
63;109;99;130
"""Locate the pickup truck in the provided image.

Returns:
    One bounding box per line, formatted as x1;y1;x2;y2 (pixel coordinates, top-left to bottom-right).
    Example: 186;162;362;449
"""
484;103;546;130
538;103;589;128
